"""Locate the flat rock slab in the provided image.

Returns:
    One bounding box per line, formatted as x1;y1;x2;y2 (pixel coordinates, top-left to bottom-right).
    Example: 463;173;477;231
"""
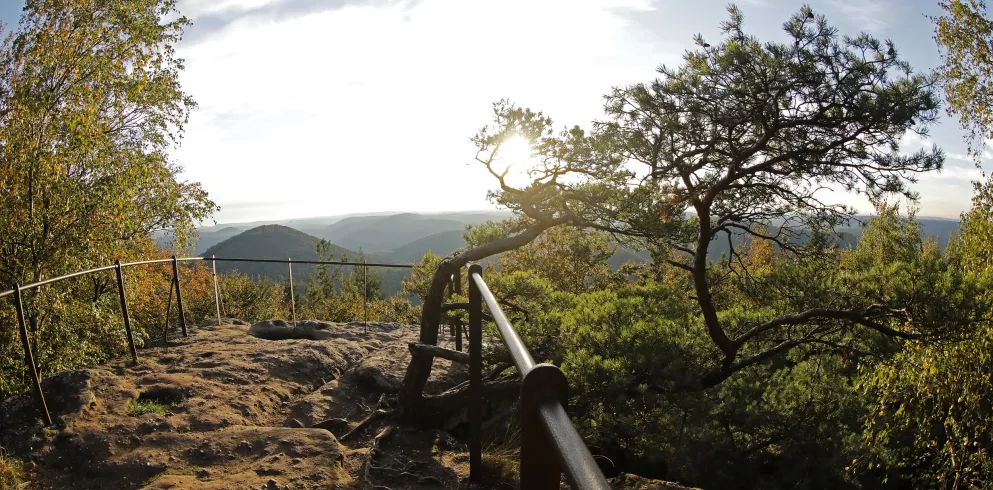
0;321;420;489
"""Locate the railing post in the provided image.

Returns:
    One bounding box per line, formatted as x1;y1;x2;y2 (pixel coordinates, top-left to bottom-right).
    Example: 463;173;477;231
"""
13;284;52;426
288;258;296;326
454;267;462;295
163;273;174;345
114;260;138;364
363;259;368;331
467;264;483;481
520;364;570;489
170;256;187;337
455;319;463;352
212;255;221;326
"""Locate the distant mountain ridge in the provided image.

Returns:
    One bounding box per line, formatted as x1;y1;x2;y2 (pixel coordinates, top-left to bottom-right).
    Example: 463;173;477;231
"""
184;214;962;296
379;230;467;263
201;225;409;294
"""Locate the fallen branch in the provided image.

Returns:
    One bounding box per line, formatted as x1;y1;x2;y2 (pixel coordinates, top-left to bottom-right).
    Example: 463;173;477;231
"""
342;409;392;442
425;377;520;407
408;342;469;364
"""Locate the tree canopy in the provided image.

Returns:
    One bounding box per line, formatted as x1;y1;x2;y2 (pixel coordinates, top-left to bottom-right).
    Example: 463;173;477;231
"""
934;0;993;157
0;0;215;290
471;5;948;388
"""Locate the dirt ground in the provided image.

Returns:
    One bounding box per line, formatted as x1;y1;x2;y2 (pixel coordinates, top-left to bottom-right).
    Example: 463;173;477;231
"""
0;320;694;490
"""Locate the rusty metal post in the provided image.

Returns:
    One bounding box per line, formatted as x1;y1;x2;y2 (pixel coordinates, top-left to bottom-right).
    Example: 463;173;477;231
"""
163;273;174;345
288;258;296;326
114;260;138;363
212;256;221;326
170;256;187;337
520;364;570;488
363;259;368;333
467;264;483;481
13;284;52;426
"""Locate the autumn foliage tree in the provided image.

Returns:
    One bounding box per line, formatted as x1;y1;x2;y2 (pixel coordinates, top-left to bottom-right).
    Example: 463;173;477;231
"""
0;0;214;397
0;0;215;290
853;3;993;487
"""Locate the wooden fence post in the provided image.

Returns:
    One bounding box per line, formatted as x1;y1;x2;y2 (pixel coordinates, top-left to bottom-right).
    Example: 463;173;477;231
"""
468;264;483;481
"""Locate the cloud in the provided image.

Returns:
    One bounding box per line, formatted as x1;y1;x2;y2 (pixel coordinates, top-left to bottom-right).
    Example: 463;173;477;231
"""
217;200;282;211
827;0;890;31
172;0;666;222
179;0;417;44
900;130;934;150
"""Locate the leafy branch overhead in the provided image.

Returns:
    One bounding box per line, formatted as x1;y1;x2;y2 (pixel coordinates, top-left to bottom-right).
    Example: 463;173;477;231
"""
471;5;951;387
0;0;217;291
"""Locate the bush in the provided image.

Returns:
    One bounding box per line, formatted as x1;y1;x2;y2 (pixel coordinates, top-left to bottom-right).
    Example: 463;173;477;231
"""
217;272;289;323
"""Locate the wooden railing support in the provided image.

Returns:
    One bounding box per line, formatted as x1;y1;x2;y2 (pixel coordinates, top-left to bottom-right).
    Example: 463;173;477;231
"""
520;364;570;488
468;263;483;481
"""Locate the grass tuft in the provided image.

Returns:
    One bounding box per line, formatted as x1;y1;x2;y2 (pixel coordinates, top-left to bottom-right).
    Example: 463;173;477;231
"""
0;449;27;489
126;398;171;416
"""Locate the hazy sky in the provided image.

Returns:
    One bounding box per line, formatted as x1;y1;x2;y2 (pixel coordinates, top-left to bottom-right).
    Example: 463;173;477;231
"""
1;0;987;222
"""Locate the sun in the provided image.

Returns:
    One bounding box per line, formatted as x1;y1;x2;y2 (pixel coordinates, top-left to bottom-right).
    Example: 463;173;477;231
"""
498;135;534;165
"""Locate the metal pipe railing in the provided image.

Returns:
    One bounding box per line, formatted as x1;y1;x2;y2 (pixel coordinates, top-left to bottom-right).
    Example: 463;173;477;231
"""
467;265;610;490
2;255;415;425
1;257;414;297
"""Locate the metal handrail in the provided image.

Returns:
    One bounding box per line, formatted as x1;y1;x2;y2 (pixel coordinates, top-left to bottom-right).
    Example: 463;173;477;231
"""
472;269;535;373
0;265;119;298
0;256;414;298
467;264;610;489
3;255;415;425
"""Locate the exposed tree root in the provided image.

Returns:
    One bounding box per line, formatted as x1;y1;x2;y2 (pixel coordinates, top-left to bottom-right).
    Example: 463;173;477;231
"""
361;426;447;487
361;425;397;480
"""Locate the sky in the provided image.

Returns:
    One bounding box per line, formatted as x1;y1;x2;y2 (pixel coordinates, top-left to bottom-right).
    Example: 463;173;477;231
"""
0;0;987;223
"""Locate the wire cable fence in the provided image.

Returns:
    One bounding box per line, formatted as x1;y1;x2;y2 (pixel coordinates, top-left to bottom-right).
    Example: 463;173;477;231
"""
1;256;414;426
5;257;611;488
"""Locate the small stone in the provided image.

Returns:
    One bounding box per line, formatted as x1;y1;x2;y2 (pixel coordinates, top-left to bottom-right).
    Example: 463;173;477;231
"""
197;469;211;478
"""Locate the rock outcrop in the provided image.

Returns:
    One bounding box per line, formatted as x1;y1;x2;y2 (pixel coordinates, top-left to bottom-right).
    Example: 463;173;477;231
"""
0;319;699;489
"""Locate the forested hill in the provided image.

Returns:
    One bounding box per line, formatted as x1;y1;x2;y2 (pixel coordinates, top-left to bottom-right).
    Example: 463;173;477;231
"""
201;225;409;294
196;216;961;296
703;216;961;261
192;211;507;250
